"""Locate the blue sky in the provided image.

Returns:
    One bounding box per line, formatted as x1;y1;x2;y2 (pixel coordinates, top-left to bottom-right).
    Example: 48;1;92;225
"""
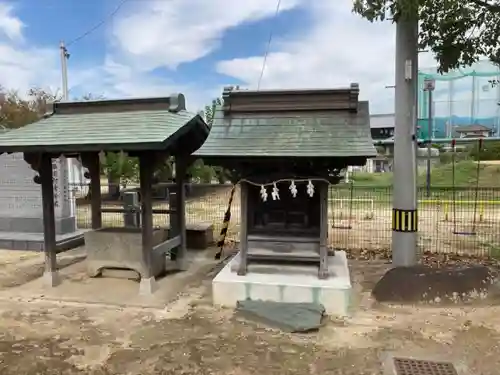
0;0;498;117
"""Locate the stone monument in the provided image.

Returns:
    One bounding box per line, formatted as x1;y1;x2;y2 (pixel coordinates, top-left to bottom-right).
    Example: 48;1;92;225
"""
0;152;83;250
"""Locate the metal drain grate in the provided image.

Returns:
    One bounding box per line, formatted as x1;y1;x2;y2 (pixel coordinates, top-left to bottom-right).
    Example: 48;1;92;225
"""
393;357;458;375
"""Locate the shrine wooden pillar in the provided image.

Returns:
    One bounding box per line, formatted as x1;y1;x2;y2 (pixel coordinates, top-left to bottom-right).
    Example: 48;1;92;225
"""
81;153;102;229
40;153;59;286
237;181;249;276
174;157;188;270
138;152;157;295
318;182;329;279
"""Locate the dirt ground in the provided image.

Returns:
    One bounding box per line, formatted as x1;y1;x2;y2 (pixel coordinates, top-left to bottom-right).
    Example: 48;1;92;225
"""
0;250;499;374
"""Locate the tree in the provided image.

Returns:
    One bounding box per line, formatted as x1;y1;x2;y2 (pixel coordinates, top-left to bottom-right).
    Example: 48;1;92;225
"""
199;97;232;183
352;0;500;73
0;86;59;129
188;159;217;183
203;97;222;126
101;151;139;184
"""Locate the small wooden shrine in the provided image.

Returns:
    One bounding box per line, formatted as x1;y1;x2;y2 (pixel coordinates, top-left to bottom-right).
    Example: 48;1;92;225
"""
195;84;376;279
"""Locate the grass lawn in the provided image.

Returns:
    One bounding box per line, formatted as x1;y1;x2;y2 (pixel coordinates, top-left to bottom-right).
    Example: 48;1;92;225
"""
350;160;500;187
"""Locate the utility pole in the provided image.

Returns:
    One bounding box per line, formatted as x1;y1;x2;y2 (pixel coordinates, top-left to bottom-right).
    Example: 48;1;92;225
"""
392;6;419;267
423;78;435;197
60;41;69;101
59;41;77;219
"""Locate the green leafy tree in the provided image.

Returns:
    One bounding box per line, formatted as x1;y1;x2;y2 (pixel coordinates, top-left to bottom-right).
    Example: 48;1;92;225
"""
0;86;59;129
188;159;216;183
198;97;232;183
101;152;139;184
203;97;222;126
352;0;500;73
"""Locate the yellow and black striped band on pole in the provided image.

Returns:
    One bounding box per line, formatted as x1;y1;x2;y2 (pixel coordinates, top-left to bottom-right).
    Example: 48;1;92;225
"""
216;185;237;248
392;209;418;232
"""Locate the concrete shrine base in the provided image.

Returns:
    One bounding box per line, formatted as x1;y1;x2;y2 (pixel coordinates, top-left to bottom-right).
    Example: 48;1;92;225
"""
212;250;352;316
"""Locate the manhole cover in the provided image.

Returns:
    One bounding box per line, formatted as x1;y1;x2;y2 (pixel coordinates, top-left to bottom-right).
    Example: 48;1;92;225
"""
393;357;458;375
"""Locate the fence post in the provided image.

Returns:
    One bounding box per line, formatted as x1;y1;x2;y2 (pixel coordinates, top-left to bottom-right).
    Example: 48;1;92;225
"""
123;191;140;227
168;190;179;259
169;190;179;235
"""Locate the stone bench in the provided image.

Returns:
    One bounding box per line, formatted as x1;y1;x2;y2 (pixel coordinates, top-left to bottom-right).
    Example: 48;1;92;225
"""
166;222;214;250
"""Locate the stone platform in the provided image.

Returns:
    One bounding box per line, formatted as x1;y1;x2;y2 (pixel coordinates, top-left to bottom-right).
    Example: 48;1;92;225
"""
0;230;86;251
0;247;220;309
212;250;352;316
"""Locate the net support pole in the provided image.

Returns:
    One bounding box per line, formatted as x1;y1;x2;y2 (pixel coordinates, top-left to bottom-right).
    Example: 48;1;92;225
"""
496;68;500;134
426;87;433;197
471;75;476;122
449;80;454;137
392;6;419;266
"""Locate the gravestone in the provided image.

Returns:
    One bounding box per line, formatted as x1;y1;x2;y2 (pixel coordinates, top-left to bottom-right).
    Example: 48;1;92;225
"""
0;153;83;250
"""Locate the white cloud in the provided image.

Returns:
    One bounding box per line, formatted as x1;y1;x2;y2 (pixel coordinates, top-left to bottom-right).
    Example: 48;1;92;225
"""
0;0;298;110
0;3;23;40
71;58;218;111
0;4;61;96
2;0;498;118
111;0;303;71
215;0;441;114
0;3;195;107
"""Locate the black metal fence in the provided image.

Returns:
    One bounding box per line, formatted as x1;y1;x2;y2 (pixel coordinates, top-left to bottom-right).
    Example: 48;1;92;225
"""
71;182;500;258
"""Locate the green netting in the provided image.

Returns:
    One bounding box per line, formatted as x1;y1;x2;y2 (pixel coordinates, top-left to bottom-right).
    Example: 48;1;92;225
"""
419;60;500;81
417;60;500;138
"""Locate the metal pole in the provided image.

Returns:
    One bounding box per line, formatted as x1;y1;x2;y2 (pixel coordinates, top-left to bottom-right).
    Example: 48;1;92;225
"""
496;68;500;134
59;41;69;100
392;7;419;267
59;41;75;219
471;75;476;123
423;78;435;197
426;88;432;197
449;80;455;137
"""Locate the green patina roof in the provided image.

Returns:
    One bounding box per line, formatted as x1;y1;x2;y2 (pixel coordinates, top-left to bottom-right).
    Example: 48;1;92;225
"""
195;100;376;158
0;95;209;154
195;86;375;159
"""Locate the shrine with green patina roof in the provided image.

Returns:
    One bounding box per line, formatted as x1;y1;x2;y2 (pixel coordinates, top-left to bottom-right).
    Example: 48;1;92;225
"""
196;84;376;280
195;83;376;161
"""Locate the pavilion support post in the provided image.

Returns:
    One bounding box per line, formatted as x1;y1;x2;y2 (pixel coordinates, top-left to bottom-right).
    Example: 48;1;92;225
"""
237;181;249;276
81;153;102;229
318;182;329;279
40;153;60;287
138;152;158;295
174;157;188;270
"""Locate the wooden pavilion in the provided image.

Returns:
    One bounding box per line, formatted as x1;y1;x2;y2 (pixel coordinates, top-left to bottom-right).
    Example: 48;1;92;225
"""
0;94;209;293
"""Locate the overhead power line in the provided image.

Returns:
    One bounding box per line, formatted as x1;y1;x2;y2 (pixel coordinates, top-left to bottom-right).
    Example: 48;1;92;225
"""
257;0;282;91
66;0;128;47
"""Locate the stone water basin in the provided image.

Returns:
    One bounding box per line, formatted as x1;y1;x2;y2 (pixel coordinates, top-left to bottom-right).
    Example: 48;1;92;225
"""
84;227;169;280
